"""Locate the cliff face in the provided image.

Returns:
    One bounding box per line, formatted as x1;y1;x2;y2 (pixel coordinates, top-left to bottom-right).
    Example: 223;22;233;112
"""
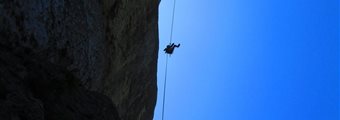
0;0;159;120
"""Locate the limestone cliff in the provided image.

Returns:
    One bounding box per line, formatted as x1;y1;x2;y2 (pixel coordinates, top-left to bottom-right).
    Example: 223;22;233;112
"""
0;0;159;120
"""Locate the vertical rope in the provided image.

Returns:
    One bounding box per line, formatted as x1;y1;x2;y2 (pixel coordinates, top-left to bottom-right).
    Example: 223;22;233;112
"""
162;54;169;120
162;0;177;119
169;0;177;44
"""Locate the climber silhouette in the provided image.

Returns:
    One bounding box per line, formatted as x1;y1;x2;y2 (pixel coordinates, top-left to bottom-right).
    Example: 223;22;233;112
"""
164;43;180;54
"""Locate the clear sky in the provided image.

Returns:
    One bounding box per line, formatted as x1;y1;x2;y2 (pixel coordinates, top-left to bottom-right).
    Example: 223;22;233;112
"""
154;0;339;120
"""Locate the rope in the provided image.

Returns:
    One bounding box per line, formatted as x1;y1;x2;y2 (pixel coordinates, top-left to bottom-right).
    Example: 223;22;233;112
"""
169;0;177;44
162;0;177;120
161;54;169;120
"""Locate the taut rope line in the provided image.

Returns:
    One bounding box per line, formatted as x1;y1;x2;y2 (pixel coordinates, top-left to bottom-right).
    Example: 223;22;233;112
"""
162;0;177;119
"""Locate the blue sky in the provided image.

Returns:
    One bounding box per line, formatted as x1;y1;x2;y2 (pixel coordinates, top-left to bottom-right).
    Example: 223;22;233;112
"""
154;0;339;120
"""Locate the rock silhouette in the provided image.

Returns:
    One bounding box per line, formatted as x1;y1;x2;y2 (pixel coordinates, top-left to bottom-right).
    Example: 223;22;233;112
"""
0;0;159;120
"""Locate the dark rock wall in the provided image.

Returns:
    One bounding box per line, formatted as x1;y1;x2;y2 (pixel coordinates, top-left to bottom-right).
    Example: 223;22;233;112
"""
0;0;159;120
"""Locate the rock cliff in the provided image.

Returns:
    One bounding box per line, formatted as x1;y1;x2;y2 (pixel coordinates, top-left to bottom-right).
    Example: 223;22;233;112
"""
0;0;159;120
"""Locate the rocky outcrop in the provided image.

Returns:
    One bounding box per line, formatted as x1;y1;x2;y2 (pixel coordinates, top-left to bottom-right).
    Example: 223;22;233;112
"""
0;0;159;120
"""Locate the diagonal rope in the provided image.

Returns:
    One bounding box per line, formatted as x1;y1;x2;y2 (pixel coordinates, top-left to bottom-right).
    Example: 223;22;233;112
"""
161;54;169;120
162;0;177;120
169;0;177;44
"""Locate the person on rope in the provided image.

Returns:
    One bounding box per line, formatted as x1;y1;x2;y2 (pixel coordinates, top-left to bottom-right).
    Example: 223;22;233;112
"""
164;43;180;54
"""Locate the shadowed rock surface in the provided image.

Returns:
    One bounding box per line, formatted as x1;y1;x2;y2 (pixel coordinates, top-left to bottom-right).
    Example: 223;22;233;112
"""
0;0;159;120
